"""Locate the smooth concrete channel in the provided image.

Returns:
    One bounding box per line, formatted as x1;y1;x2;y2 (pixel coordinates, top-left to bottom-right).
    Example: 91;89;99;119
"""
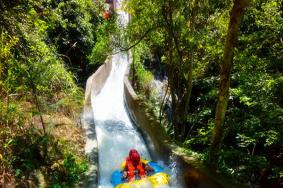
82;58;112;188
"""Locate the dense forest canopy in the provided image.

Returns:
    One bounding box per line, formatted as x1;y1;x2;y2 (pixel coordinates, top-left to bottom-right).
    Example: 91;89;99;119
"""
1;0;282;187
124;0;283;186
0;0;115;186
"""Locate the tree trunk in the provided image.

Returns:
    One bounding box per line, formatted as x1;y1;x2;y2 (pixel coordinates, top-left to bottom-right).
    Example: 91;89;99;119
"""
209;0;249;168
162;1;194;142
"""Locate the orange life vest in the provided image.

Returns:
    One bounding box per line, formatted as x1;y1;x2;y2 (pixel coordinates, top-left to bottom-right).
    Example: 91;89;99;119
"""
125;157;145;180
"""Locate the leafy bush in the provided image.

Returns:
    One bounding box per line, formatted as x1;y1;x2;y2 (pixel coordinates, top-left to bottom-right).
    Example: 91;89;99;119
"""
0;129;88;187
0;0;95;186
126;0;283;186
88;14;119;65
130;43;153;95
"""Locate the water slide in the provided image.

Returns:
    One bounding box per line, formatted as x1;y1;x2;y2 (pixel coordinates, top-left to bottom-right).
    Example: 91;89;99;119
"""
83;1;180;187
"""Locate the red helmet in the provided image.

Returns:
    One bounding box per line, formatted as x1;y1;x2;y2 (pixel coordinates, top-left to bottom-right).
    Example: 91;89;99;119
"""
129;149;140;163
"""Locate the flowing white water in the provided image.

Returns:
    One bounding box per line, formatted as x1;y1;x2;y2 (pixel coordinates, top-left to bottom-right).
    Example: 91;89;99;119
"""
85;2;182;188
92;53;151;188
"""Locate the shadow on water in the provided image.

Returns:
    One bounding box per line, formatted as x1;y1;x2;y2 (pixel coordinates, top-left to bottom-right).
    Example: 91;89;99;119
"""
94;118;151;160
97;119;136;133
123;100;159;161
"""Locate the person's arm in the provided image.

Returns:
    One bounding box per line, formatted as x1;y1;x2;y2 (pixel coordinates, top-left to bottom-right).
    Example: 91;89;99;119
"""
144;163;154;172
122;166;128;179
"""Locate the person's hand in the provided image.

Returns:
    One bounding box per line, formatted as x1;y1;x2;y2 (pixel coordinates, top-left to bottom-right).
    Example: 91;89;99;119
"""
145;164;153;172
122;171;127;178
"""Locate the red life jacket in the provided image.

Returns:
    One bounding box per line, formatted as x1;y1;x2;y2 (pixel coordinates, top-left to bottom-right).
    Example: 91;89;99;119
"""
125;157;145;180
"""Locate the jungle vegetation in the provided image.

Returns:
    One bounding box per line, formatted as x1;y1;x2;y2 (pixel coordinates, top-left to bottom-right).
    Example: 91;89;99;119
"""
0;0;115;186
123;0;283;187
1;0;282;187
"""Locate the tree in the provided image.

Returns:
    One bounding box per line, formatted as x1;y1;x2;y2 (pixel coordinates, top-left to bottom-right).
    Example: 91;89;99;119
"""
0;0;92;186
124;0;283;185
124;0;210;141
209;0;250;168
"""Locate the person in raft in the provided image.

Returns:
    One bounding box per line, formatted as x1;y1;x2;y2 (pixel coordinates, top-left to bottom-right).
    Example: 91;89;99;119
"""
122;149;153;182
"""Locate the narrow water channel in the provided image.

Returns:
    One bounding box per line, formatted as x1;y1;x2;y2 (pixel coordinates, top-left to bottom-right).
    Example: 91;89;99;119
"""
94;53;153;188
84;1;182;187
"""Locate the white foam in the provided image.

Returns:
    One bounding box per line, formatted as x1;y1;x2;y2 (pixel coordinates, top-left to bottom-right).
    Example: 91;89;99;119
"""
85;0;182;187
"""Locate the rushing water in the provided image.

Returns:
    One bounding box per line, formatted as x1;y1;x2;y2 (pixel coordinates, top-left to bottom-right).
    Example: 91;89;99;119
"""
84;1;183;188
93;53;153;188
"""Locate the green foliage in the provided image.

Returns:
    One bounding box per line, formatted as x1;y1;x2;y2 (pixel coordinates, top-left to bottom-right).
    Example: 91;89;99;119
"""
42;0;107;84
48;142;88;187
0;0;102;186
125;0;283;186
131;43;154;94
185;0;283;184
184;119;214;150
0;129;88;187
88;14;119;65
218;149;269;182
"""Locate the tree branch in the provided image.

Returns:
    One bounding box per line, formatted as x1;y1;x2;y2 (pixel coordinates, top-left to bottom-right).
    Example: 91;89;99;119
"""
110;25;161;55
